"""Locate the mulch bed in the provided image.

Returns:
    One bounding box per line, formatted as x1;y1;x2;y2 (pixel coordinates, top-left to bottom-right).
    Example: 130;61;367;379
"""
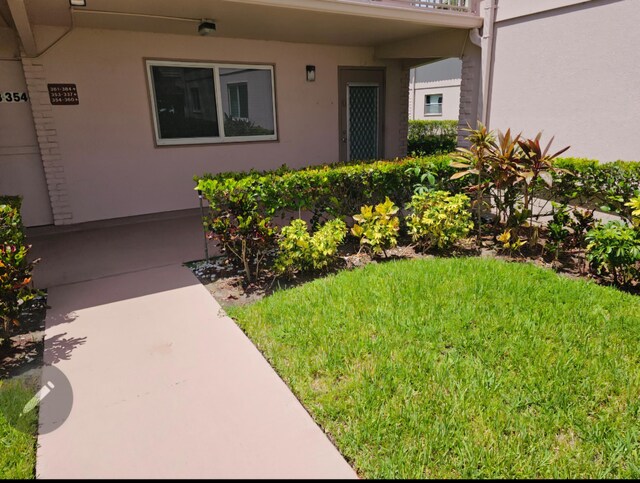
0;295;47;380
189;229;638;309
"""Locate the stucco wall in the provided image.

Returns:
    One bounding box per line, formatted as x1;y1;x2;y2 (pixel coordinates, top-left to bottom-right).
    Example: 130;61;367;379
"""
35;28;403;224
489;0;640;161
0;59;52;226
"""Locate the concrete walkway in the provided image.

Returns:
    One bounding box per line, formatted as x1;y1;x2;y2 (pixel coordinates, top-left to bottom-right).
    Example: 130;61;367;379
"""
27;208;209;289
36;263;356;477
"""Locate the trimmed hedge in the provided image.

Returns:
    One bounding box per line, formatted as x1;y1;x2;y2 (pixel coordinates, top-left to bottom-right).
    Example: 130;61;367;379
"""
196;155;464;226
196;155;640;226
551;158;640;221
407;120;458;156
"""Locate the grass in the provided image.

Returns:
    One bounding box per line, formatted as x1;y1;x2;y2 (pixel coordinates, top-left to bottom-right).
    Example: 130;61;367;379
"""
0;378;38;479
228;257;640;478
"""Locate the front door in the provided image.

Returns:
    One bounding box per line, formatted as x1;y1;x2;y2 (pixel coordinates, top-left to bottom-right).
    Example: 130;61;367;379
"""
338;68;385;162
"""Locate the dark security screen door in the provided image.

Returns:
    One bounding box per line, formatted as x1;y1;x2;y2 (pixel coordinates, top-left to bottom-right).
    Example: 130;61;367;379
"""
348;84;379;161
338;68;385;162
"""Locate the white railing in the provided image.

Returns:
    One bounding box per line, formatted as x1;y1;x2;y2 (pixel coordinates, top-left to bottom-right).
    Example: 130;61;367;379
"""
347;0;476;14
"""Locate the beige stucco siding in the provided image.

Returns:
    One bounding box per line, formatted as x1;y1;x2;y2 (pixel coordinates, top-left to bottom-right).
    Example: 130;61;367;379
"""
489;0;640;161
35;28;403;224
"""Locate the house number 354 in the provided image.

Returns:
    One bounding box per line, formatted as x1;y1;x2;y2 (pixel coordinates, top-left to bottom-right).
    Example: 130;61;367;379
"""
0;92;29;103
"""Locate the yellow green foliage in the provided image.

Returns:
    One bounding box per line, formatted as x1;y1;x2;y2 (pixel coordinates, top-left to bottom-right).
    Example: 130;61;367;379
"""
275;218;347;275
497;229;526;253
351;197;400;256
406;191;473;250
624;195;640;227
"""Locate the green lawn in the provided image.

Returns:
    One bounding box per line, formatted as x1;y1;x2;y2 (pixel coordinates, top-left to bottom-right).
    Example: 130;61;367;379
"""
229;257;640;478
0;379;38;479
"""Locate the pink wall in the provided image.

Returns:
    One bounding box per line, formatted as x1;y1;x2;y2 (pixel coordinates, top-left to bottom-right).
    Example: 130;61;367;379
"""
0;59;52;226
37;28;403;224
489;0;640;161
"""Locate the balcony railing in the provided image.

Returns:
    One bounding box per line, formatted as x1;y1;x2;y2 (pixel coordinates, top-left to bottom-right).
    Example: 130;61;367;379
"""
345;0;477;14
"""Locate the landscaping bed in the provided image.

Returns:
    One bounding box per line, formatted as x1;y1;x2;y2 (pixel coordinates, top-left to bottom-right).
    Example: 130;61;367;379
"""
189;223;634;309
192;128;640;300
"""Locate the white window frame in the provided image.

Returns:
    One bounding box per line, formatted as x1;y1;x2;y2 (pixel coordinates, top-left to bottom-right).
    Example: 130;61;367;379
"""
227;81;249;121
146;60;278;146
424;93;443;117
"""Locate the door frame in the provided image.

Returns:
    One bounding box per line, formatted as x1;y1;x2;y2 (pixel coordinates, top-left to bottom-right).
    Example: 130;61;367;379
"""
338;67;386;163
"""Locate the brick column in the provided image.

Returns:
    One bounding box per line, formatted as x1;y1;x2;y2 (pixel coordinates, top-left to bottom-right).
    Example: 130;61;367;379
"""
21;57;73;225
398;66;410;157
457;42;482;147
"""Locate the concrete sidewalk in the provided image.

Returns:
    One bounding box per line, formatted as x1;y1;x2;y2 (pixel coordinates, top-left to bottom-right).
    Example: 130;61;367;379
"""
37;264;356;478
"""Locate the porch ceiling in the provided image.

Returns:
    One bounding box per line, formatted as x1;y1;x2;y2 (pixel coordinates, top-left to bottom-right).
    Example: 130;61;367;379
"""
23;0;481;48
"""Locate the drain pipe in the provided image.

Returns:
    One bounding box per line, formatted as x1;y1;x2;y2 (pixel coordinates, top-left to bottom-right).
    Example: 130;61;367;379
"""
469;0;496;126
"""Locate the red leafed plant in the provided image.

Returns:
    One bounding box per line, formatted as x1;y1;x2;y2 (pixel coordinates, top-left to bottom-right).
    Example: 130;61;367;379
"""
0;197;41;348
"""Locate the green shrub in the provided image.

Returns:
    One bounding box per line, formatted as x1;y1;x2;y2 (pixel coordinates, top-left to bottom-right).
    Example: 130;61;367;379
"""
407;120;458;156
195;152;640;275
310;219;347;269
585;221;640;286
545;202;572;258
351;197;400;256
545;204;596;257
551;158;640;222
197;176;277;283
406;191;473;250
569;207;596;248
196;155;463;230
196;156;464;279
0;197;39;347
275;218;347;275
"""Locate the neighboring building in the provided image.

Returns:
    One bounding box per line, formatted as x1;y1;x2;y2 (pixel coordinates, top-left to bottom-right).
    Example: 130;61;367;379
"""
487;0;640;163
409;58;461;121
0;0;637;228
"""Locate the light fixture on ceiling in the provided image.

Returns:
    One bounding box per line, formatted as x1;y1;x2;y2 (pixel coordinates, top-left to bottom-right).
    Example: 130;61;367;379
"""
69;0;86;6
306;65;316;82
198;19;216;36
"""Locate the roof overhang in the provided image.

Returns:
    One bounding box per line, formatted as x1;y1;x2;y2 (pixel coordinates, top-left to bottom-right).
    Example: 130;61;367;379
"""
16;0;481;52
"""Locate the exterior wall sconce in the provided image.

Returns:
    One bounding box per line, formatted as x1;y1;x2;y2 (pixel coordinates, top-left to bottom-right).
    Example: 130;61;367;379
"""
198;20;217;36
306;65;316;82
69;0;86;6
